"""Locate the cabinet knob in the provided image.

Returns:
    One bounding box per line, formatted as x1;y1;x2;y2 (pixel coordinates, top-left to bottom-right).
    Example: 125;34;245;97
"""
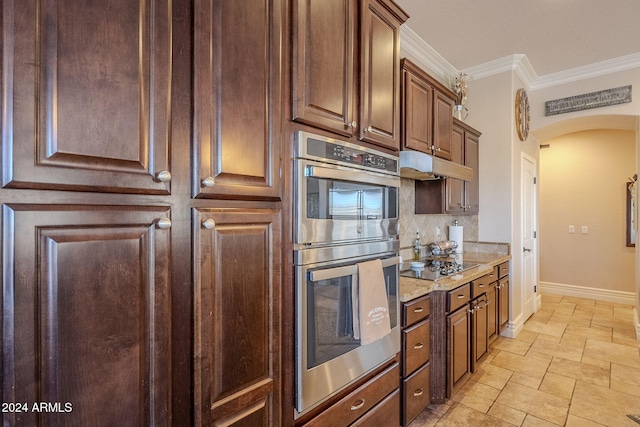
156;218;172;229
436;147;442;152
156;170;172;182
201;219;216;230
363;125;373;133
202;176;215;187
347;121;357;128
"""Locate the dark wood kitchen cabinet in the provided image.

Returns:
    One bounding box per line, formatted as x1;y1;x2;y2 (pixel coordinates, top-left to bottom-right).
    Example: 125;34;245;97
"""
429;283;471;403
415;120;480;215
446;120;480;214
401;59;456;160
498;262;511;334
2;1;284;426
3;0;172;195
292;0;408;151
193;0;282;200
2;205;173;426
194;208;282;426
401;296;431;426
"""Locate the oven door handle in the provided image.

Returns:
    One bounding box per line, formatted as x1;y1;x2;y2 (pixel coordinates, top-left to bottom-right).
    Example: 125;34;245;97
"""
309;256;400;282
306;165;399;188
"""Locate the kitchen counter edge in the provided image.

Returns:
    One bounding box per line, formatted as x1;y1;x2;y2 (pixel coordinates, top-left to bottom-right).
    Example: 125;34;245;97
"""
399;253;512;302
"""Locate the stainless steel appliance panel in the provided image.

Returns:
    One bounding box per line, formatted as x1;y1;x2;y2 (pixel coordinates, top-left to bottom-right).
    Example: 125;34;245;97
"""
295;251;400;415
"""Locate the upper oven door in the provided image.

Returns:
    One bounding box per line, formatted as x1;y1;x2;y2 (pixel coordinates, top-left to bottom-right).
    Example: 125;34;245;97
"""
295;159;400;246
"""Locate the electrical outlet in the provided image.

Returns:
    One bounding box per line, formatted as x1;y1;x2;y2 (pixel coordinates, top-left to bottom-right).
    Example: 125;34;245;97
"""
568;225;575;233
436;226;441;237
581;226;588;234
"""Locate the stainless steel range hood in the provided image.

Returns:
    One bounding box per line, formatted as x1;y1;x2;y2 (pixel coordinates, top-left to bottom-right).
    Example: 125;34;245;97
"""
399;150;473;181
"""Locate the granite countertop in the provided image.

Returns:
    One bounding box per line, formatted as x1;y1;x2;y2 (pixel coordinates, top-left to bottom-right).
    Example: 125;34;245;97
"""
399;252;511;302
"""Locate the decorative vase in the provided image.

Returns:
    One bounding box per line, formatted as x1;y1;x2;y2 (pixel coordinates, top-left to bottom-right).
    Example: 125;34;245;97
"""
453;104;468;121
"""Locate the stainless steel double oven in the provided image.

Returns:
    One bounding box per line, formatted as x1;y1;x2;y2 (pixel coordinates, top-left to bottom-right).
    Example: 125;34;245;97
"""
293;131;401;417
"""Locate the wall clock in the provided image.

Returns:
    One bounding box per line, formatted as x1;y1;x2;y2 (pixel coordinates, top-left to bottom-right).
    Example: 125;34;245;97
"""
515;88;530;141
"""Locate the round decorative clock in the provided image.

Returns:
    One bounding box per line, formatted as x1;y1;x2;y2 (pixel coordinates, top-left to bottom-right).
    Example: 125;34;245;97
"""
515;88;530;141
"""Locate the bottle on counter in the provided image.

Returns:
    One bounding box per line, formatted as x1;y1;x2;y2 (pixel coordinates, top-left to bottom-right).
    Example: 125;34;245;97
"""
413;229;422;261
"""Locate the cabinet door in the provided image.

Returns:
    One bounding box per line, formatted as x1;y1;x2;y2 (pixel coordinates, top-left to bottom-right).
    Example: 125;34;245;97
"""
3;0;172;194
291;0;357;137
447;304;470;395
471;297;488;372
2;204;172;426
193;0;282;200
194;208;281;426
446;125;465;213
487;284;498;342
402;68;433;153
360;0;403;150
432;91;454;160
464;131;480;213
499;278;510;333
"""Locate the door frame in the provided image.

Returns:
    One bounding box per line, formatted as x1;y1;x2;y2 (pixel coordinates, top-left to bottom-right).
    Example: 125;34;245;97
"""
521;152;538;320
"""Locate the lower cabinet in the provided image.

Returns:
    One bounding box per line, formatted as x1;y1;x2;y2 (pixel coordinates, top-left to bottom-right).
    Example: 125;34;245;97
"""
487;282;498;342
401;295;431;426
470;294;489;372
194;208;282;426
447;303;471;396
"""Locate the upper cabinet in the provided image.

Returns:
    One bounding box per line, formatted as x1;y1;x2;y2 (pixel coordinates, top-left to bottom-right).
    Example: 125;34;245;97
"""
415;119;481;215
3;0;172;194
292;0;408;151
193;0;282;200
401;59;456;160
447;119;480;214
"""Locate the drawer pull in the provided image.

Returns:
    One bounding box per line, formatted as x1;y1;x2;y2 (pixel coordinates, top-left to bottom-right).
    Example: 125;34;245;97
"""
414;342;424;349
478;284;485;288
413;389;424;397
413;307;424;313
457;294;465;299
350;399;365;411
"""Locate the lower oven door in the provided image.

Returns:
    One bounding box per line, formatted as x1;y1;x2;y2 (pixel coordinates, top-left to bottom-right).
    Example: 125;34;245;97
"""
295;251;400;416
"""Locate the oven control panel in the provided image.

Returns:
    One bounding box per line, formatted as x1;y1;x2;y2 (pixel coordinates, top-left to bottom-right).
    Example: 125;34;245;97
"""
300;132;398;174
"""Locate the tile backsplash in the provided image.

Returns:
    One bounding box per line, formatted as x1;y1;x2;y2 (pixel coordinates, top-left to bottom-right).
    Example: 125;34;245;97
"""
399;178;478;260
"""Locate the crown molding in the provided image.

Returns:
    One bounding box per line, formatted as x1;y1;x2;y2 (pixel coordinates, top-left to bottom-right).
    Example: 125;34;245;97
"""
462;55;538;90
530;52;640;90
400;26;640;91
399;26;457;87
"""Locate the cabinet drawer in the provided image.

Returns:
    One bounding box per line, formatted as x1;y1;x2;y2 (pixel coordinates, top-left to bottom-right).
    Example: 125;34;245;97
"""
402;362;430;426
403;295;430;327
402;318;430;377
498;261;509;278
305;362;400;427
447;283;470;312
351;389;400;427
472;267;497;297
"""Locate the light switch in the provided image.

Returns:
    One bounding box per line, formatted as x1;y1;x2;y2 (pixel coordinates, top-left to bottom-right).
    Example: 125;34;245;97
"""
568;225;575;233
581;226;588;234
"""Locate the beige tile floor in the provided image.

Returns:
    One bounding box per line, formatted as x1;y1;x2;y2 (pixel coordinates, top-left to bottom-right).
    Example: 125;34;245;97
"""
409;294;640;427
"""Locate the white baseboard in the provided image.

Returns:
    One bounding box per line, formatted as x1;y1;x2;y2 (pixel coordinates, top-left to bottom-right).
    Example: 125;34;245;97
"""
501;312;524;339
538;281;636;306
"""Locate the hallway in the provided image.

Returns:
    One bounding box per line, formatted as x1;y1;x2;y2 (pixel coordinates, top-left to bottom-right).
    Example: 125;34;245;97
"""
409;294;640;426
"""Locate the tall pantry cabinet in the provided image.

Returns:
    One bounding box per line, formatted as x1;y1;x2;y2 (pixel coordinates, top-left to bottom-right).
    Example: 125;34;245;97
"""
2;1;282;426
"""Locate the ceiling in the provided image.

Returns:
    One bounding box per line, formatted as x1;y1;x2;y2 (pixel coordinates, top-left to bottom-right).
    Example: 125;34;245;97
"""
394;0;640;77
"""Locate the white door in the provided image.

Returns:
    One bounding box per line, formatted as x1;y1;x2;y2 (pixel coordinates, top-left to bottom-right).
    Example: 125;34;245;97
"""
522;154;537;320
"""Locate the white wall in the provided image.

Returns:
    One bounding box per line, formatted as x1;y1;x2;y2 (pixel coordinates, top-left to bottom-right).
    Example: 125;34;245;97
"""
529;68;640;335
539;129;635;296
